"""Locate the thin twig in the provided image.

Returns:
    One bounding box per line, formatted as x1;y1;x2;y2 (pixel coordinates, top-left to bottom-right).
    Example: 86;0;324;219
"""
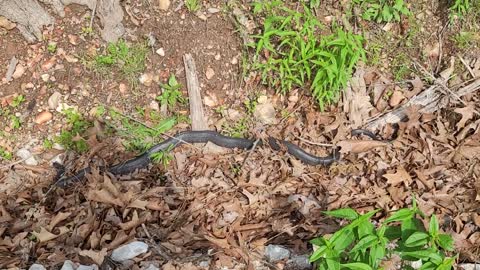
240;138;261;169
0;157;30;170
293;134;336;147
459;56;475;79
89;1;97;29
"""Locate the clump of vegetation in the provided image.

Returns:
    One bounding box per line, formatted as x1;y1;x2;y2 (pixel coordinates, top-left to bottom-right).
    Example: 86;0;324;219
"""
352;0;411;23
55;108;92;153
222;117;249;138
47;42;57;54
93;40;148;83
453;31;480;50
449;0;472;21
251;1;365;109
185;0;201;12
156;74;187;109
310;199;456;270
0;147;12;160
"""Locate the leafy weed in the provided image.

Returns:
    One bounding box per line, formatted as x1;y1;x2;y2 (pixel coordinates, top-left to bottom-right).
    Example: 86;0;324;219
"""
353;0;411;23
156;74;187;109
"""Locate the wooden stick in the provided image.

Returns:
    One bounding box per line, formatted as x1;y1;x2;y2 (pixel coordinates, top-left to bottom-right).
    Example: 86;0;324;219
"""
183;53;208;131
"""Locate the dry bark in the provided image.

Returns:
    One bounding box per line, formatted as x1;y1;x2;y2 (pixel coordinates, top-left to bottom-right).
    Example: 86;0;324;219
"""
183;53;208;131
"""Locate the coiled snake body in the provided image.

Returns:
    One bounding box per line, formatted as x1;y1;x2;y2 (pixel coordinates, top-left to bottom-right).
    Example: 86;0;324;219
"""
55;129;394;188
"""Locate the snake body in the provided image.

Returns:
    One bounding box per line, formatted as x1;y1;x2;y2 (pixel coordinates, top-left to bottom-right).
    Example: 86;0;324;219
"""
55;128;395;188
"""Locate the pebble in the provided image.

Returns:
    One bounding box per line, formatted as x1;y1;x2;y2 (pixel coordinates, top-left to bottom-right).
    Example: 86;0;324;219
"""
265;245;290;262
459;264;480;270
60;260;76;270
12;64;26;79
155;48;165;56
119;83;128;94
207;8;220;14
139;73;154;86
77;265;98;270
111;241;149;262
29;264;46;270
48;92;62;110
286;255;311;270
35;111;53;124
16;148;38;166
158;0;170;10
205;67;215;79
41;57;56;71
149;100;160;111
144;264;160;270
214;54;221;60
231;57;238;65
41;74;50;82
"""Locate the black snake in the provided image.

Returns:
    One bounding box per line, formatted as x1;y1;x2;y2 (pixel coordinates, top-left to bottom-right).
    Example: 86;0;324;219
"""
55;128;396;188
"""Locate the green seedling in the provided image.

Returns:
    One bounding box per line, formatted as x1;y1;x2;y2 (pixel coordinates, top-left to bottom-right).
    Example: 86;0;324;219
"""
47;42;57;54
156;74;187;109
0;147;12;160
43;138;54;150
10;115;21;129
186;0;201;12
11;95;26;108
55;108;92;153
353;0;411;23
150;144;174;167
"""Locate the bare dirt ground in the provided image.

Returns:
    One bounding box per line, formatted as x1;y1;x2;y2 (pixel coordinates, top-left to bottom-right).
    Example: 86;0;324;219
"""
0;0;479;269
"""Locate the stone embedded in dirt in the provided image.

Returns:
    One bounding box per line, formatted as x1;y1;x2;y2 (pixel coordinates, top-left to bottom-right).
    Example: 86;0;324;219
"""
149;100;160;111
41;74;50;82
286;255;311;270
204;94;217;107
196;12;208;21
41;57;56;71
265;245;290;262
16;148;38;166
119;83;128;94
143;264;160;270
139;73;154;86
76;264;99;270
158;0;170;11
214;54;221;60
205;67;215;79
48;92;62;110
254;102;277;125
12;64;26;79
111;241;149;262
207;8;220;14
155;47;165;56
257;95;268;104
68;34;79;45
389;90;405;107
60;260;76;270
0;16;16;30
28;264;46;270
35;111;53;124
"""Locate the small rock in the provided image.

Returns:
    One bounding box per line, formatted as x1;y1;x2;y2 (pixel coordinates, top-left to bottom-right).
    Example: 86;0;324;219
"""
60;260;76;270
41;57;56;71
265;245;290;262
204;95;217;107
254;103;277;125
35;111;53;124
207;8;220;14
111;241;149;262
119;83;128;94
12;64;26;79
139;73;154;86
196;12;207;21
214;54;221;60
53;143;64;150
257;95;268;104
50;153;64;165
64;54;78;63
286;255;311;270
144;264;160;270
459;264;480;270
41;74;50;82
158;0;170;10
77;265;98;270
16;148;38;166
205;67;215;79
155;48;165;56
29;264;46;270
48;92;62;110
68;34;79;45
0;16;16;30
149;100;160;111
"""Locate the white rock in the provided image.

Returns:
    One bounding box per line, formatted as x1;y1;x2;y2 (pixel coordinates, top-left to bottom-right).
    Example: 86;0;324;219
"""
29;264;46;270
77;264;98;270
286;255;311;270
459;264;480;270
155;48;165;56
50;153;65;165
207;8;220;14
158;0;170;10
143;264;160;270
111;241;149;262
53;143;65;150
265;245;290;262
48;92;62;110
254;103;276;125
41;74;50;82
16;149;38;166
60;260;76;270
139;73;153;86
205;67;215;80
149;100;160;111
12;64;26;79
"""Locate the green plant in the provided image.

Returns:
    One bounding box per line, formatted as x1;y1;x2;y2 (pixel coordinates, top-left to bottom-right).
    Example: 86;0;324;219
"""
55;108;92;153
244;97;258;115
156;74;186;109
449;0;472;21
43;138;54;149
0;147;12;160
81;26;93;36
185;0;201;12
251;3;365;109
310;199;456;270
11;95;25;108
10;115;21;129
222;117;249;138
352;0;411;23
150;144;174;167
391;52;412;81
452;31;480;49
93;40;148;83
47;42;57;54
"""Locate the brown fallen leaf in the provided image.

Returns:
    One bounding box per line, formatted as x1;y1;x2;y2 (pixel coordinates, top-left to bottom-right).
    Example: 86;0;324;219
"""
0;16;16;30
79;248;107;265
32;227;59;243
86;188;124;207
337;139;388;154
454;104;476;129
383;166;412;187
48;211;71;231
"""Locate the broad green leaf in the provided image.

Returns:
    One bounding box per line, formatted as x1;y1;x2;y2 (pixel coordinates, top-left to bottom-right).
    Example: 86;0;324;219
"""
437;234;454;251
400;248;437;260
350;235;378;253
428;252;443;265
385;208;415;223
437;256;456;270
418;262;437;270
405;232;430;247
309;245;328;262
333;229;355;251
429;214;439;237
340;262;373;270
357;220;375;238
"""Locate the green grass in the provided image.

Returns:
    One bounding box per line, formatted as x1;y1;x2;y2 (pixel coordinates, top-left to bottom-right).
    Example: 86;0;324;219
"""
43;138;54;150
10;115;21;129
222;117;249;138
92;40;148;84
0;147;12;160
453;31;480;49
156;74;187;109
310;198;456;270
185;0;201;12
352;0;411;23
449;0;473;21
251;2;365;109
11;95;25;108
55;108;92;153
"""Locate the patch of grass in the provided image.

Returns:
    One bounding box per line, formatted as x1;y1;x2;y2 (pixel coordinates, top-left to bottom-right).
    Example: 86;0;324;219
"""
251;2;365;109
244;96;258;115
449;0;472;21
156;74;187;109
11;95;25;108
55;108;92;153
81;26;93;36
0;147;12;160
43;138;54;150
352;0;411;23
150;144;174;168
452;31;480;50
310;198;456;269
391;52;412;81
185;0;201;12
10;115;21;129
222;117;249;138
93;40;148;84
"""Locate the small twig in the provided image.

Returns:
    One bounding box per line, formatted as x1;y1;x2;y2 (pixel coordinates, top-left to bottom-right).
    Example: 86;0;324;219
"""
240;138;261;169
293;134;336;147
89;0;97;29
0;157;30;170
459;56;476;79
